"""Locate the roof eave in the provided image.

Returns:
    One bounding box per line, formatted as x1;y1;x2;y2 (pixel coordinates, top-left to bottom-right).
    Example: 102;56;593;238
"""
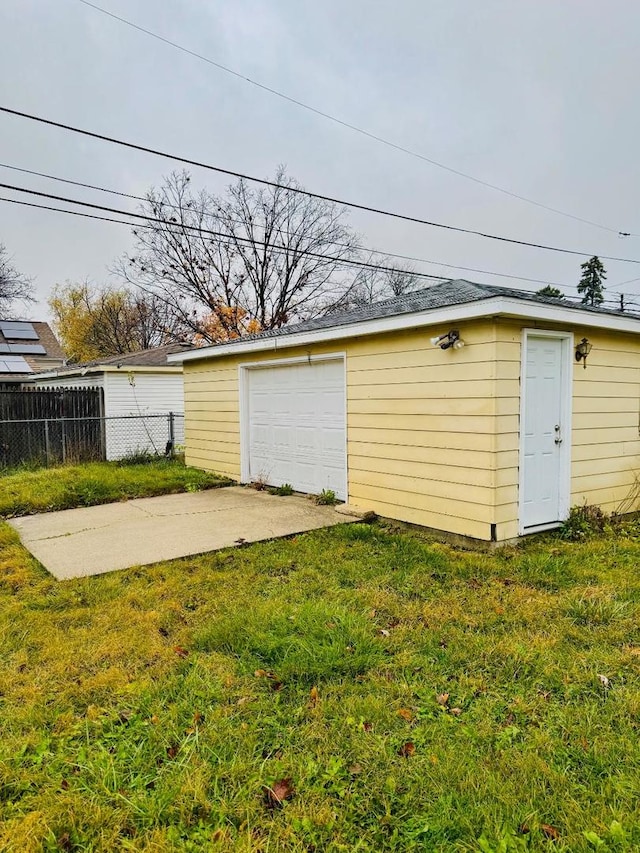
33;364;182;380
169;296;640;363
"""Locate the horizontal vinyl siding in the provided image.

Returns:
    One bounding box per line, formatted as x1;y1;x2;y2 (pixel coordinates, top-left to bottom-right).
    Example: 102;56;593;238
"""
571;330;640;512
183;324;500;539
105;372;184;417
348;322;497;538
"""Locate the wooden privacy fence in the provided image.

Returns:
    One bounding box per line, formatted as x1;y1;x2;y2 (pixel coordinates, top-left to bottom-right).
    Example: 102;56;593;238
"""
0;386;105;468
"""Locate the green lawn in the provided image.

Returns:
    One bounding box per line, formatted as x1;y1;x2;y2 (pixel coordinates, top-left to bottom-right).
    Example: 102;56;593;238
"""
0;469;639;851
0;459;230;518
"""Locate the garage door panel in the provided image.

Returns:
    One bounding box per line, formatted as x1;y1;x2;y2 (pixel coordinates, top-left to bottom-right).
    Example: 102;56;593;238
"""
246;359;346;499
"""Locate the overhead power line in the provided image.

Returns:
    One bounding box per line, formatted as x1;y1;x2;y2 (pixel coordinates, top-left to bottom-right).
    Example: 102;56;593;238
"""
3;105;640;266
75;0;628;237
0;161;569;290
8;190;638;309
0;194;578;304
0;185;446;281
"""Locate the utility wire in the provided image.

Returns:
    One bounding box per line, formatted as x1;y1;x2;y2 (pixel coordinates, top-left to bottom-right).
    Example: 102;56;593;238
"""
75;0;628;237
0;161;569;290
7;193;634;310
3;105;640;266
0;185;446;281
0;195;573;308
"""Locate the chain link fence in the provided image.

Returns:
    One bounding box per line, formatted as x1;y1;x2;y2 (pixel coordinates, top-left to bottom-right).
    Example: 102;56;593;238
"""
0;413;184;470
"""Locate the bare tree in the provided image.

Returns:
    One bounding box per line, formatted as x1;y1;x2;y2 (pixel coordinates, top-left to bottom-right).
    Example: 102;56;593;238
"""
326;255;424;312
116;168;361;342
0;243;34;316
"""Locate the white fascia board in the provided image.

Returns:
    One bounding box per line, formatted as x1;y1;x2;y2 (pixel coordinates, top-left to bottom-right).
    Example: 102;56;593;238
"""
33;365;182;380
101;365;182;374
168;296;640;365
33;366;105;381
497;298;640;334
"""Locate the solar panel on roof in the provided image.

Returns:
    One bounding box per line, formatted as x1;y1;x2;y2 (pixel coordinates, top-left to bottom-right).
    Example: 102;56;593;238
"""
0;356;33;373
0;343;46;355
0;321;39;340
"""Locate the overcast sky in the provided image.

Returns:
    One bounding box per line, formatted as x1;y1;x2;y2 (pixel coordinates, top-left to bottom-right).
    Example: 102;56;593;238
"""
1;0;639;320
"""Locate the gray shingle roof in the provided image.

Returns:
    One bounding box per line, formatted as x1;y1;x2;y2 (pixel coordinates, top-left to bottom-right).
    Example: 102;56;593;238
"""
191;278;638;352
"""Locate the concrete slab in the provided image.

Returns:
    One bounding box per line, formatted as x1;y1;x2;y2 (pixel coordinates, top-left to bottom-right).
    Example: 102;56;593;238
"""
9;487;357;580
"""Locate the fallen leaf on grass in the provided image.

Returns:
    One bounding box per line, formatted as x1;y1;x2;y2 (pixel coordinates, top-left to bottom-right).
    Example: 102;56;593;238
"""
150;714;160;725
436;692;450;706
398;741;416;757
57;833;72;852
349;763;363;775
597;674;611;689
309;686;319;706
379;629;391;637
362;721;373;732
449;707;463;716
263;777;295;808
211;828;230;844
237;696;251;706
540;823;560;841
396;708;413;722
173;645;189;658
60;779;69;790
517;823;530;835
166;744;179;759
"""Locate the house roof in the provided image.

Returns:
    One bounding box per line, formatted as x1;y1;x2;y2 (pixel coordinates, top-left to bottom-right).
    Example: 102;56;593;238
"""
169;279;640;364
0;320;65;383
32;343;189;380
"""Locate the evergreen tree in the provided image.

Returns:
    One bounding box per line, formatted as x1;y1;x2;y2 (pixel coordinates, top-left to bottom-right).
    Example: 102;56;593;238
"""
577;256;606;306
536;285;564;298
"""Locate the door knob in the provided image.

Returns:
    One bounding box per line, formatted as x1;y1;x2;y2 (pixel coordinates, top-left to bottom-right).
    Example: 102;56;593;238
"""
554;424;562;445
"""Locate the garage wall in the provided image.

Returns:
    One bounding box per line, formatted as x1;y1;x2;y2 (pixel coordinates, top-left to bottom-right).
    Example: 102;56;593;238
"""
571;328;640;515
494;320;640;539
183;319;502;541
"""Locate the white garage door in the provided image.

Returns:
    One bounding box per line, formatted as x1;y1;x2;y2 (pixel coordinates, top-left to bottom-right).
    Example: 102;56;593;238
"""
246;358;346;499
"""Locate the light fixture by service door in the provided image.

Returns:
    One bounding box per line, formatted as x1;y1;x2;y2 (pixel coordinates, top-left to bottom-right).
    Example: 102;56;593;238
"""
575;337;592;369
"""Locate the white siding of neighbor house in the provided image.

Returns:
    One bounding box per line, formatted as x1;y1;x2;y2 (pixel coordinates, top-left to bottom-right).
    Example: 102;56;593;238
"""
103;372;184;460
33;370;184;460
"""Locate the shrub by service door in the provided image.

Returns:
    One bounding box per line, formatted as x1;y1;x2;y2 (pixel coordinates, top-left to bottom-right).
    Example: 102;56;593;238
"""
244;357;346;499
520;332;571;532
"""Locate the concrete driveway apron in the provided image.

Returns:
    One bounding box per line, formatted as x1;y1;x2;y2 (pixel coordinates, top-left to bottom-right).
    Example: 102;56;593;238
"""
9;486;356;580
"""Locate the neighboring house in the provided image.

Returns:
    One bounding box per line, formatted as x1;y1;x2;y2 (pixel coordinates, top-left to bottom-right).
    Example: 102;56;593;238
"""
0;320;65;386
169;279;640;544
33;344;187;460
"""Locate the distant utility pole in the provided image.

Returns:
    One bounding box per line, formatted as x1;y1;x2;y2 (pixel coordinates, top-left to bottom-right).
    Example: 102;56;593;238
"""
620;293;625;312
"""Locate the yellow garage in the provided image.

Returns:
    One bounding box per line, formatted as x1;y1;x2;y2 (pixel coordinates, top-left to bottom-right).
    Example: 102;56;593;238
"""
169;280;640;543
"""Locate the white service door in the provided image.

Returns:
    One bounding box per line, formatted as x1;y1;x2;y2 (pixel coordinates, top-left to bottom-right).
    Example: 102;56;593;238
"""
247;359;346;499
521;336;567;529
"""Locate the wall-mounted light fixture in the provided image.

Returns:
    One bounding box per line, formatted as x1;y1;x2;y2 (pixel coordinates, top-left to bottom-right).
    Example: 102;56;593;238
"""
575;337;592;369
430;329;465;350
